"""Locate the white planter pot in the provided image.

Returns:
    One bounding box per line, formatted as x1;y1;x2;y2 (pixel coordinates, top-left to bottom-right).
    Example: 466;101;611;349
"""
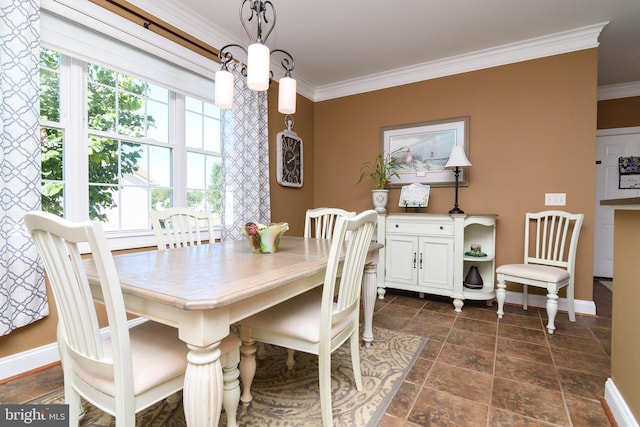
372;189;389;214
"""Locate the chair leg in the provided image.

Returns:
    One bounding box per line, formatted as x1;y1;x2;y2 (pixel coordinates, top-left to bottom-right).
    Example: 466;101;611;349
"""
545;291;559;334
496;277;506;319
221;349;241;427
286;348;296;369
349;333;363;391
523;284;529;310
318;350;333;427
567;283;576;322
239;333;257;406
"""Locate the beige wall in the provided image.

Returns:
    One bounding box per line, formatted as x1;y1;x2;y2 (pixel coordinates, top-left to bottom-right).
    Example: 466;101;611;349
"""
314;49;597;302
611;209;640;420
0;49;600;370
268;86;315;237
598;96;640;129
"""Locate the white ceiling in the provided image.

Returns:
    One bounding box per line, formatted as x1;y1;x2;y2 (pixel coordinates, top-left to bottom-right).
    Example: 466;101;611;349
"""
133;0;640;101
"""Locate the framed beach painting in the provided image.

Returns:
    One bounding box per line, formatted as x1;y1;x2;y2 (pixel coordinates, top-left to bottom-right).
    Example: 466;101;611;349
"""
381;116;470;187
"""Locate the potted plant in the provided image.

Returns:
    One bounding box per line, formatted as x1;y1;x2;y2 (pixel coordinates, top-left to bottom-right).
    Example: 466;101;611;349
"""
357;149;404;213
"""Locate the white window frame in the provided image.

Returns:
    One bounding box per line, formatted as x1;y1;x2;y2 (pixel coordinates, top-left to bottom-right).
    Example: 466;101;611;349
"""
40;1;222;250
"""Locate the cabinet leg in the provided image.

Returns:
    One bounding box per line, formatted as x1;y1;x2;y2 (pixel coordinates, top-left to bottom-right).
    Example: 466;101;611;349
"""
377;286;386;300
453;298;464;312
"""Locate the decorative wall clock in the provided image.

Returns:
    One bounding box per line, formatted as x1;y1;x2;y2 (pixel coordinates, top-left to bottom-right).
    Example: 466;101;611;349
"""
276;116;303;187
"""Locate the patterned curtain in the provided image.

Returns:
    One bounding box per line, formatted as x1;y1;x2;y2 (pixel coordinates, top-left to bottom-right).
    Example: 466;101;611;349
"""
220;62;271;240
0;0;48;335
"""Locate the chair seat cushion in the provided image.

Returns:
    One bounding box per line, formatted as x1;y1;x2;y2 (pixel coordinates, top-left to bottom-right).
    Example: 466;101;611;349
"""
241;294;354;344
496;264;569;283
74;321;239;397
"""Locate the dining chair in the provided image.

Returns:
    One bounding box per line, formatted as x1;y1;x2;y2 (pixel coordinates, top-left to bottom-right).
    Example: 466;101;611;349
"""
304;207;356;239
239;210;378;427
150;207;215;250
24;211;240;427
495;210;584;334
265;207;357;367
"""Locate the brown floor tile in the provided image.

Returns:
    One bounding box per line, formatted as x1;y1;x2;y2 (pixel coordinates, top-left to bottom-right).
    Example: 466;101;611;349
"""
494;354;561;391
496;337;553;365
558;368;608;400
498;324;548;346
414;309;456;328
452;316;497;336
446;328;496;353
498;312;545;330
408;388;489;427
388;294;429;310
374;312;413;331
419;339;443;360
402;319;451;342
404;356;433;385
377;303;420;320
385;380;421;419
552;348;610;378
425;362;493;404
458;305;500;323
0;364;63;404
437;342;494;375
548;333;609;357
564;394;612;427
423;299;459;315
489;406;559;426
492;377;569;425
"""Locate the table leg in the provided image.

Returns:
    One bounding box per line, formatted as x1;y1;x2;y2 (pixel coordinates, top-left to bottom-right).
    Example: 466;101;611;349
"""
183;342;223;427
239;331;257;406
361;263;377;348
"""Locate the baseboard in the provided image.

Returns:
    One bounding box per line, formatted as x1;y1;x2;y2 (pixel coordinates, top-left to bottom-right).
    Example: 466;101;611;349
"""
502;290;597;316
0;317;148;382
605;378;640;427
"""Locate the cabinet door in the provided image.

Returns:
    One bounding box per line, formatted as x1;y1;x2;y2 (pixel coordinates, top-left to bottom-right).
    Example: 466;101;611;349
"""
385;234;418;285
418;236;453;290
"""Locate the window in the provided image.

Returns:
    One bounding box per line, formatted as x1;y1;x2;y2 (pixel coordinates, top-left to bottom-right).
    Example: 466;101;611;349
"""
39;48;223;234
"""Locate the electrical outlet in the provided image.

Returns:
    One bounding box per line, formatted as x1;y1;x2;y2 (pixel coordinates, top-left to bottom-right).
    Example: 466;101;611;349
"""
545;193;566;206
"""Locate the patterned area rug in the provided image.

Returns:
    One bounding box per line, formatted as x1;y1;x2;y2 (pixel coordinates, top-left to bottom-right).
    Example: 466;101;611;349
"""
31;327;425;426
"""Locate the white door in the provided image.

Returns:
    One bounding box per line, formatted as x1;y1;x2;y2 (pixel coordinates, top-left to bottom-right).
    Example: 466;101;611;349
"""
594;127;640;277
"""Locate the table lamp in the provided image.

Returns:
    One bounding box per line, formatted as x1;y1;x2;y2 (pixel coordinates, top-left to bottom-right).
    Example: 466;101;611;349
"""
444;146;472;214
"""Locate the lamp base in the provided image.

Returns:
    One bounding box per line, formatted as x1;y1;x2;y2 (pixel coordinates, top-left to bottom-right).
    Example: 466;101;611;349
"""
449;207;465;214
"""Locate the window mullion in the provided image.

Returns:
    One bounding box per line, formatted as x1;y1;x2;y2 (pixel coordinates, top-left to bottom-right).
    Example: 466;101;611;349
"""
63;56;89;222
172;93;186;206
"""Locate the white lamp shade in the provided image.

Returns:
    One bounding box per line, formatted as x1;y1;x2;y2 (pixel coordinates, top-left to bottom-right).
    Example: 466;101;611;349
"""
278;76;297;114
214;69;235;109
247;43;270;91
445;145;472;168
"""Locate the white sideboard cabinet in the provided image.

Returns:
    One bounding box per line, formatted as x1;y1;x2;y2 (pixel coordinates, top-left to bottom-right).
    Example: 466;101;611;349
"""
376;213;497;311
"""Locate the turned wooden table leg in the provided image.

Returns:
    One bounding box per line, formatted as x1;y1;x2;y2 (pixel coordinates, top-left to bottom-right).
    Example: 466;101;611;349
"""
362;263;377;349
183;342;223;427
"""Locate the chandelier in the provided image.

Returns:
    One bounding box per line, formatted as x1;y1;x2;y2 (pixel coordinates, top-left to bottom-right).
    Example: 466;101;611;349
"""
214;0;297;114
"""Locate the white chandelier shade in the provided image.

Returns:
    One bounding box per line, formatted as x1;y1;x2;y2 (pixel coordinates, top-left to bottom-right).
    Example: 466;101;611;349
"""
214;0;297;114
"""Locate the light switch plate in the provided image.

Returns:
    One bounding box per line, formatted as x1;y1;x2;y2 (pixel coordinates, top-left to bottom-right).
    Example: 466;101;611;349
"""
545;193;566;206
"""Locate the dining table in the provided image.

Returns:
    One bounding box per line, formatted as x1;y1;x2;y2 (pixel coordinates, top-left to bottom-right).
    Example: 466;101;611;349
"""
83;236;382;427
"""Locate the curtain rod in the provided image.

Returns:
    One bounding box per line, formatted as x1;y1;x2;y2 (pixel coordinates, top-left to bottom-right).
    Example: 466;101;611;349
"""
91;0;220;63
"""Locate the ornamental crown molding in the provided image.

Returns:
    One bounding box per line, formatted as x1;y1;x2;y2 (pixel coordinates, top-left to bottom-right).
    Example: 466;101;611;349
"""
313;22;608;102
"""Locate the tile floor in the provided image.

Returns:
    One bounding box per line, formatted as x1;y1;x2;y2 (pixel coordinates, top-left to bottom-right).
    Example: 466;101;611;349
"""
378;281;613;426
1;281;613;426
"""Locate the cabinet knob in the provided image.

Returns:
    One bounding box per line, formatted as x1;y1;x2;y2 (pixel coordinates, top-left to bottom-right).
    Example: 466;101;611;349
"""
439;226;443;230
395;224;399;228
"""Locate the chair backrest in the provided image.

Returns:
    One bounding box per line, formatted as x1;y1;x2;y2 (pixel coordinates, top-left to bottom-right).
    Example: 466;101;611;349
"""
24;211;134;397
304;207;356;239
320;210;378;338
150;207;215;250
524;210;584;275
